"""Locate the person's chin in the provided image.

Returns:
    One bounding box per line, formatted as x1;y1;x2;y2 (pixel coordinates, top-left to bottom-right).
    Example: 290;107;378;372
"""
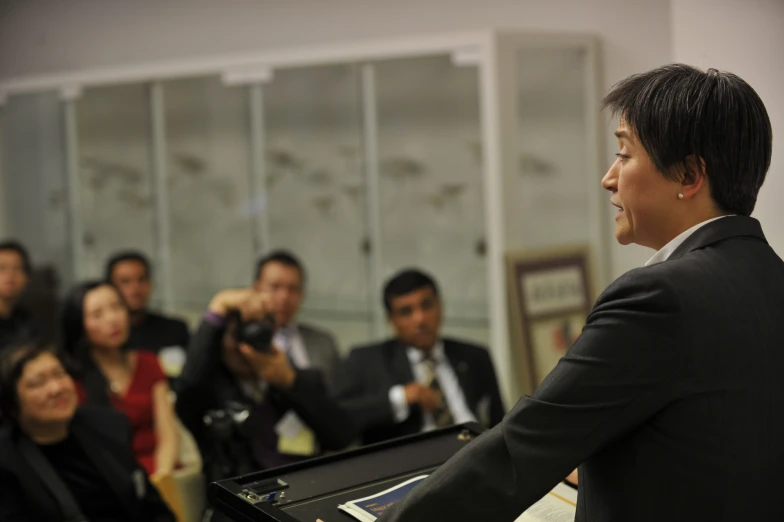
51;403;77;420
412;336;437;350
614;226;634;245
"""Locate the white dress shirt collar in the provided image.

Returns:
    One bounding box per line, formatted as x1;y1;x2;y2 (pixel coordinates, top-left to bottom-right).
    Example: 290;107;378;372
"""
406;341;445;365
645;216;731;267
274;324;311;369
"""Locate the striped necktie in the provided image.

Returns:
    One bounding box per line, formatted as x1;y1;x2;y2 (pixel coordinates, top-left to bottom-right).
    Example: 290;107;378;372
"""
422;354;455;428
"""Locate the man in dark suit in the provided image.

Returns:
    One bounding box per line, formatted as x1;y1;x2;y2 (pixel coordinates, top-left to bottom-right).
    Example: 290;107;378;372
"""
175;287;354;483
252;250;341;386
379;65;782;522
335;269;504;445
0;241;38;351
106;251;190;376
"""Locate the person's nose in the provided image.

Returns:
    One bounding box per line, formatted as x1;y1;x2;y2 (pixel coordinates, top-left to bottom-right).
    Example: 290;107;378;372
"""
46;378;66;397
601;162;618;193
108;308;125;328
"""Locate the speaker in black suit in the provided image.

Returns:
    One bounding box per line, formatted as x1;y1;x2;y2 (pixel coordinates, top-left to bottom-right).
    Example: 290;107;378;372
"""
378;66;782;522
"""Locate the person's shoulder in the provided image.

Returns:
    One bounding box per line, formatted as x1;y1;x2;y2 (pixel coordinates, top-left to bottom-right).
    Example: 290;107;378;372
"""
75;404;127;424
147;311;189;330
598;263;683;304
0;424;15;460
73;405;131;442
298;323;337;343
135;349;161;366
348;338;398;359
11;305;34;321
442;338;491;359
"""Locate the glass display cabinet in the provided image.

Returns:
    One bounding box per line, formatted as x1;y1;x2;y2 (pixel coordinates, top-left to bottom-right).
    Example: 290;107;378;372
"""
0;32;605;404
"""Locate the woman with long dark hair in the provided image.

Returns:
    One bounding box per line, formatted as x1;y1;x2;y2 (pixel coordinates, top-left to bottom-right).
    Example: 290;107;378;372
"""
61;280;178;478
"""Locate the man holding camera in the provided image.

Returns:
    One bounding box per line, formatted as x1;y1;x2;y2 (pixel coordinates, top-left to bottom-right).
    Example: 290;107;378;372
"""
174;284;354;483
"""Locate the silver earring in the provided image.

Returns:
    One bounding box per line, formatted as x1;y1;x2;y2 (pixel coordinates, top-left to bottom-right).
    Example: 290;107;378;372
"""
678;193;684;199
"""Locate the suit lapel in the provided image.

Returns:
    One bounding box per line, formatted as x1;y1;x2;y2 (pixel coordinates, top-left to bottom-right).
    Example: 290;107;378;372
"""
386;340;415;385
69;415;137;515
10;433;62;520
298;326;322;370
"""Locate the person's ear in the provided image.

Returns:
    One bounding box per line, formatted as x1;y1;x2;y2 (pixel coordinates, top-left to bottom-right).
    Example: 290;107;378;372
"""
679;155;708;200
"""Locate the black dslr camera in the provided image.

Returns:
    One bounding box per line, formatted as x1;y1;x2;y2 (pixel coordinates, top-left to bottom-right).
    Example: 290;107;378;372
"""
235;312;277;353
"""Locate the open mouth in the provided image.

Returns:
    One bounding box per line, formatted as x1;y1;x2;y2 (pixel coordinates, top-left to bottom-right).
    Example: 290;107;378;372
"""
611;201;624;220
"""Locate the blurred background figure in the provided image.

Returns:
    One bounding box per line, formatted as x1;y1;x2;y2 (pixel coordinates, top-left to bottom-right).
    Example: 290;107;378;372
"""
175;286;354;484
106;251;190;378
0;342;175;522
62;281;179;478
253;250;341;386
0;241;38;352
335;269;504;444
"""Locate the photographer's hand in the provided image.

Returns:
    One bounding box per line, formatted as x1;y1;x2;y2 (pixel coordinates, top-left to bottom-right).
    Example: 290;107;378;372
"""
238;343;297;389
209;288;272;321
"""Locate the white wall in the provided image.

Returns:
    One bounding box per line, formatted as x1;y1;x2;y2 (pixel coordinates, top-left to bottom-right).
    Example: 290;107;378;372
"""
671;0;784;255
0;0;671;278
6;1;777;277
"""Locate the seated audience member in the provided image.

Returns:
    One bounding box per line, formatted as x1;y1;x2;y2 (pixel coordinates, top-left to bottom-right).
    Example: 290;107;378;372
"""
0;241;38;351
334;269;505;445
0;343;174;522
106;251;189;376
175;286;354;483
62;281;179;477
253;250;341;385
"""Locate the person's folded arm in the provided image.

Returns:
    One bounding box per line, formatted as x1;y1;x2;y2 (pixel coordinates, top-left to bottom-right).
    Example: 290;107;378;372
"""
379;269;690;522
332;352;401;433
278;368;357;450
174;318;225;433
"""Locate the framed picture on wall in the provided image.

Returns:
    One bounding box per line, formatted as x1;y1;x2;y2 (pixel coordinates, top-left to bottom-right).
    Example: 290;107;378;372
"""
506;246;595;395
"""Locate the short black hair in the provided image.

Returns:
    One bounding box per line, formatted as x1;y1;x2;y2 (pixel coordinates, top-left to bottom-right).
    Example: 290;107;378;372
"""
602;64;772;216
0;342;62;421
255;250;305;284
0;240;32;275
383;269;440;314
104;250;152;282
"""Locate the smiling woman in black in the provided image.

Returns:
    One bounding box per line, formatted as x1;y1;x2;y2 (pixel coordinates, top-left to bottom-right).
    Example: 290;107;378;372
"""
0;343;174;522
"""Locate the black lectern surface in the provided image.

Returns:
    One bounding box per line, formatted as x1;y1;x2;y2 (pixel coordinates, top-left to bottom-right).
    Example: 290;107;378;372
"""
209;423;484;522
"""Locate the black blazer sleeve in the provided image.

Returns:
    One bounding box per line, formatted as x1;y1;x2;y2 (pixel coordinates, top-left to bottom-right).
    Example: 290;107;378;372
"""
0;469;30;522
174;319;224;435
379;269;689;522
273;369;355;451
176;318;355;451
482;350;505;427
82;407;175;522
176;319;190;352
332;349;399;432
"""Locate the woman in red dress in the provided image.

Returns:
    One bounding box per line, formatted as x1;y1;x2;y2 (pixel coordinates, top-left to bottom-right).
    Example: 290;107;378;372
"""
61;281;179;477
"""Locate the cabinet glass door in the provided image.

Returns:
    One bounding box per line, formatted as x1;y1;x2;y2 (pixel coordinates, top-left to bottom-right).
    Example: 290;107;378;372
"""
77;85;156;283
263;64;372;352
163;76;254;316
374;55;488;345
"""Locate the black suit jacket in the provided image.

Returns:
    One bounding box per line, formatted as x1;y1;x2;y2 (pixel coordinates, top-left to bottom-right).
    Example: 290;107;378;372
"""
128;311;190;355
334;337;505;444
175;319;355;477
380;217;784;522
0;406;173;522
